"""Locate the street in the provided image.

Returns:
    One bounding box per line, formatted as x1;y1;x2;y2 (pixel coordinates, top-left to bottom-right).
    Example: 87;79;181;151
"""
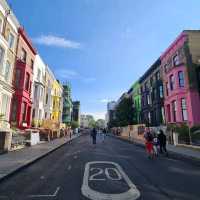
0;133;199;200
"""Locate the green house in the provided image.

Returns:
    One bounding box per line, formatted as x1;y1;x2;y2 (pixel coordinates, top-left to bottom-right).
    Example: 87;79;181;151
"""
131;81;141;124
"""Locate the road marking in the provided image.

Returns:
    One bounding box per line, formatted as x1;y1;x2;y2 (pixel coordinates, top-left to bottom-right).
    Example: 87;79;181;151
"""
28;187;60;198
81;161;140;200
68;165;72;170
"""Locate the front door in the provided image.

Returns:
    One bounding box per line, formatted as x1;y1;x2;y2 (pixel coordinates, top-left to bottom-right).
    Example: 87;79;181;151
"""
0;132;6;153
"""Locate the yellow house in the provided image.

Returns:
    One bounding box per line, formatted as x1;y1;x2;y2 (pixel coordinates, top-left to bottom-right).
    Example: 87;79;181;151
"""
51;80;63;122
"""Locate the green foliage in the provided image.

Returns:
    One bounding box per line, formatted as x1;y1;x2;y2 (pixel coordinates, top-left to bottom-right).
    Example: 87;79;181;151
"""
96;119;105;129
109;97;135;128
88;119;96;128
71;121;79;129
190;125;200;140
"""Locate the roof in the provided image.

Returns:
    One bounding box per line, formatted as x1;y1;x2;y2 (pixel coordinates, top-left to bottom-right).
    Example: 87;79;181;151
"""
139;58;161;83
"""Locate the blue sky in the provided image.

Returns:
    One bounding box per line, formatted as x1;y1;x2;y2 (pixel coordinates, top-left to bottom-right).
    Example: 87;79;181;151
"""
10;0;200;119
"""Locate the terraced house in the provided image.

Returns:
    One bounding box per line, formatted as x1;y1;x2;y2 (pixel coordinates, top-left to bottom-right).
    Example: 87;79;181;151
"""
10;27;36;129
62;83;73;124
0;0;19;130
140;58;165;127
51;80;63;122
32;55;45;127
131;81;141;124
43;65;55;121
162;30;200;127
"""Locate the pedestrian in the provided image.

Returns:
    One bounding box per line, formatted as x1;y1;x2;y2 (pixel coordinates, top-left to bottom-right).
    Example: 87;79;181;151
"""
152;132;159;157
158;129;168;156
91;128;97;145
144;127;154;159
69;128;72;144
102;128;106;142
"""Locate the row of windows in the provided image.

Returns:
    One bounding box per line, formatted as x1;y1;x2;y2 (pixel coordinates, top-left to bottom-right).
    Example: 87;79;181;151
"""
163;47;184;73
166;71;184;95
0;46;12;82
15;69;32;94
166;98;188;122
141;70;160;93
142;85;164;106
20;48;34;69
0;16;16;50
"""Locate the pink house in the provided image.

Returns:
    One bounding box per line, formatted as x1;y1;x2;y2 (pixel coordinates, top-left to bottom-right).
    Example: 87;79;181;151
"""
161;30;200;127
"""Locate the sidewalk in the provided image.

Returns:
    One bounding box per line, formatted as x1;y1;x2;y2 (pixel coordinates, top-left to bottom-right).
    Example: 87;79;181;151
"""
111;134;200;164
0;133;81;182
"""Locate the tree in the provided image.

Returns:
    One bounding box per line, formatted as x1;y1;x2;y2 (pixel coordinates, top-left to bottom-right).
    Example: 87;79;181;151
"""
88;119;96;128
96;119;106;129
71;121;79;129
113;97;135;127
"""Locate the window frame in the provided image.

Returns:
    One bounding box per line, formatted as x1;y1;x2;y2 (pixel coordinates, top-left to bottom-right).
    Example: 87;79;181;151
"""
178;71;185;88
173;54;180;66
181;98;188;121
8;31;15;49
172;100;177;122
21;48;27;63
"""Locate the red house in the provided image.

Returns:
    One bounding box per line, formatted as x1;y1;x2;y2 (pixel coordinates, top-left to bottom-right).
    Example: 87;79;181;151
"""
10;27;37;129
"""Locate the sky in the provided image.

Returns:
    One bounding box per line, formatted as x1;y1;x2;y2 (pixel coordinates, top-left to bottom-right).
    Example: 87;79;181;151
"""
9;0;200;120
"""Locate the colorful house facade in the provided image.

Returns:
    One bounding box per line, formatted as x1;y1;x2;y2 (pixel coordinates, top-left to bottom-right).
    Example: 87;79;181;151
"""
10;27;36;129
62;83;73;124
51;80;63;122
131;81;141;124
31;55;46;127
161;30;200;127
44;65;55;120
72;101;80;126
0;0;19;130
139;58;165;127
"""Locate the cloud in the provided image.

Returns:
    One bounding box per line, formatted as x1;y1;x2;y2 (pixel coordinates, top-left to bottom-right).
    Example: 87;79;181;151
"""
55;69;79;79
99;99;110;103
55;68;96;83
33;35;81;49
83;77;96;83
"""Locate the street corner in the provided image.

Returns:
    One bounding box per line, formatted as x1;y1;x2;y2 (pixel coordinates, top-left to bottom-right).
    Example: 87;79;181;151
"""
81;161;140;200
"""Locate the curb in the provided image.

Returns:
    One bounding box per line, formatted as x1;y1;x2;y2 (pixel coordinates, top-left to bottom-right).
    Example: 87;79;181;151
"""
0;134;81;183
109;134;200;167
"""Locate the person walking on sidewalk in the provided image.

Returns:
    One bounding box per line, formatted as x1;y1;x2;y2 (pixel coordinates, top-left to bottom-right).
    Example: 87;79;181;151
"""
91;128;97;145
144;127;154;159
158;129;168;156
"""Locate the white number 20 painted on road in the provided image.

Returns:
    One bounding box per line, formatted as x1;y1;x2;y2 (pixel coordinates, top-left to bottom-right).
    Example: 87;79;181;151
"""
89;167;122;181
81;161;141;200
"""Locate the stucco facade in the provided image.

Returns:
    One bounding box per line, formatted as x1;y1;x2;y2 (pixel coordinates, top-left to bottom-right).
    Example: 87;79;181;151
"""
10;27;36;129
62;83;73;124
51;80;63;122
0;0;19;130
31;55;45;127
161;31;200;127
44;65;55;120
131;81;141;124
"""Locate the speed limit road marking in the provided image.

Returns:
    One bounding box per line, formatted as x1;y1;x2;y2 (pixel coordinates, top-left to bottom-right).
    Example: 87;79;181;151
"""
81;161;140;200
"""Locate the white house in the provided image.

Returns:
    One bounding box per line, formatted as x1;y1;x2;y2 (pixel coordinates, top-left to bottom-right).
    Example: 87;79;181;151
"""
31;55;46;127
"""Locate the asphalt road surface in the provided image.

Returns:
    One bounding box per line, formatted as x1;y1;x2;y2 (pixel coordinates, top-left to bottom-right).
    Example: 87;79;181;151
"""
0;133;199;200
